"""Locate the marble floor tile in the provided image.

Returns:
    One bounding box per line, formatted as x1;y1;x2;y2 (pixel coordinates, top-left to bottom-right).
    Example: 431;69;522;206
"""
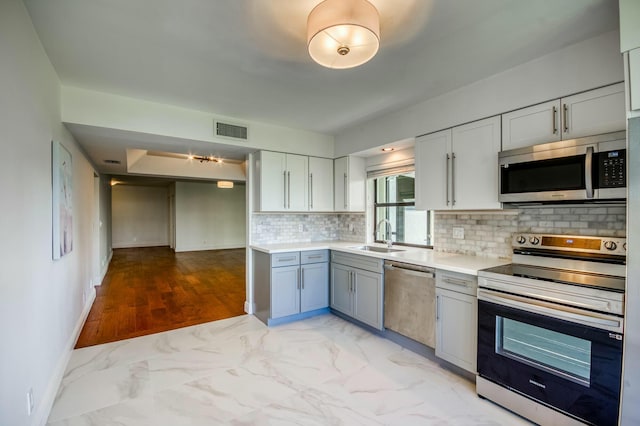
48;313;532;425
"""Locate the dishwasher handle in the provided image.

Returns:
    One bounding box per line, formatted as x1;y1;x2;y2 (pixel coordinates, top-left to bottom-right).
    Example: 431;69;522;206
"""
384;261;435;279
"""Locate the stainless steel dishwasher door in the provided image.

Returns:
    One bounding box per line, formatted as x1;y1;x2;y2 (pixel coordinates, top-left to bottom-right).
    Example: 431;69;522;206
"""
383;260;436;348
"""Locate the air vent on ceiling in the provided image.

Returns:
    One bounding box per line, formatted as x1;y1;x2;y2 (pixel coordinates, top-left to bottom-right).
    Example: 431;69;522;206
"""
215;120;249;141
104;159;121;164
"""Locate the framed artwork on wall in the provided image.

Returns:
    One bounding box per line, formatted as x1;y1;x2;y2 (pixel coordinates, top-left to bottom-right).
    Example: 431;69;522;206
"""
52;140;73;259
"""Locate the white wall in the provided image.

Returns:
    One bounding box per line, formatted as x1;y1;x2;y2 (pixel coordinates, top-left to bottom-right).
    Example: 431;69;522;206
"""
111;185;169;248
61;87;336;158
175;181;246;252
336;31;624;155
0;1;105;425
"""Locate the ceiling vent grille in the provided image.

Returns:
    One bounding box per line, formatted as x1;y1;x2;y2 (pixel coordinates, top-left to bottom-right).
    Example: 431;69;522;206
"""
215;120;249;141
104;159;121;164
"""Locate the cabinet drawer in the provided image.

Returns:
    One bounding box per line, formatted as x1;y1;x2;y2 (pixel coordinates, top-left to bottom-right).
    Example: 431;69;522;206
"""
331;251;384;274
301;249;329;264
271;252;300;267
436;270;477;296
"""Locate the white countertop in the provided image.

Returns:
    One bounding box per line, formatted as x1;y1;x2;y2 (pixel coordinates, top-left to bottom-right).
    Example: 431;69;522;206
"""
250;241;510;276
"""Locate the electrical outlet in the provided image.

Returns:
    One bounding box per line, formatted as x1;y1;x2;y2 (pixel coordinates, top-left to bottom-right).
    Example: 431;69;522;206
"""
349;224;354;233
26;388;34;416
453;227;465;239
298;224;304;232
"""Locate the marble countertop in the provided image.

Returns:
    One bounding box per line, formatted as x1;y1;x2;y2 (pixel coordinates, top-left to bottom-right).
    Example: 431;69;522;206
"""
250;241;510;276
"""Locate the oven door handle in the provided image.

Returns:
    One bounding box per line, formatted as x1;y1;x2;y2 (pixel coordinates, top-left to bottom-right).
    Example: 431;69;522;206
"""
478;288;624;333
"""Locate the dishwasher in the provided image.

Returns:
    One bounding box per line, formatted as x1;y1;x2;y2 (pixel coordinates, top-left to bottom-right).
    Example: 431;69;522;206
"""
383;260;436;348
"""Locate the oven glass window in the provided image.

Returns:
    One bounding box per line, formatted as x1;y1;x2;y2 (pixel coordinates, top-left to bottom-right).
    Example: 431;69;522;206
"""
497;317;592;385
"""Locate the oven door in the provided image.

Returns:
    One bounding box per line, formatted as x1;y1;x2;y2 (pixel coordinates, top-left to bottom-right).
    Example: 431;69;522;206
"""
477;290;623;426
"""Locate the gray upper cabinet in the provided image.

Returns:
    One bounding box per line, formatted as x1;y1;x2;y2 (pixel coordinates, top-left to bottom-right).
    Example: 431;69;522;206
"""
415;116;501;211
502;83;625;151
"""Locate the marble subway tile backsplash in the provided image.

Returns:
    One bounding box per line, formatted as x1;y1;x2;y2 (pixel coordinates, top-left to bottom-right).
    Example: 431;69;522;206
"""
434;212;518;259
517;206;626;237
252;213;365;245
433;205;627;258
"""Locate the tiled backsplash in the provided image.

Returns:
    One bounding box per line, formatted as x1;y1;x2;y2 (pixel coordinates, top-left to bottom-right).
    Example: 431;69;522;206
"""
251;213;365;245
434;205;627;258
434;212;518;259
517;206;626;237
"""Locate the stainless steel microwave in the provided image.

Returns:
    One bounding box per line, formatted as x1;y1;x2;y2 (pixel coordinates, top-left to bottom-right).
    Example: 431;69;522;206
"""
499;131;626;203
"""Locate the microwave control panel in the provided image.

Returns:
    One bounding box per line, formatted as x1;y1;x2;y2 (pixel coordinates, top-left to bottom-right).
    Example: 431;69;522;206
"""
598;150;626;188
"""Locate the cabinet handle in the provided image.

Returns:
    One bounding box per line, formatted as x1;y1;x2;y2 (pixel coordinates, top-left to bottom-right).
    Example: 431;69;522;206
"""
283;171;287;209
552;106;558;134
307;255;322;259
353;273;357;294
309;173;313;210
343;173;348;209
442;277;470;287
277;256;297;262
563;103;569;133
301;268;305;289
451;153;456;207
287;171;291;209
445;153;450;206
436;295;440;320
297;268;301;289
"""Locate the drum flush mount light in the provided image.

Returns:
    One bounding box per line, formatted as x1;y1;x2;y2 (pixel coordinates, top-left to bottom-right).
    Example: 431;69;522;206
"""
307;0;380;69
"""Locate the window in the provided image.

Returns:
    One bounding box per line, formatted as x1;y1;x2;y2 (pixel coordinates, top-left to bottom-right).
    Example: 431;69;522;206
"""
372;171;433;247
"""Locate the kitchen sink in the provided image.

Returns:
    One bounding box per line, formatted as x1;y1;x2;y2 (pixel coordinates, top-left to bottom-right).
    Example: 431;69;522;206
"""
349;245;405;253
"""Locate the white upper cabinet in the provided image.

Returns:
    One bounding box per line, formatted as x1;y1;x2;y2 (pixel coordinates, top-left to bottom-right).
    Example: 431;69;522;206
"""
334;156;366;212
415;129;452;211
562;83;626;139
630;49;640;111
308;157;334;211
502;100;561;150
415;116;501;211
256;151;308;212
453;116;502;210
502;83;625;151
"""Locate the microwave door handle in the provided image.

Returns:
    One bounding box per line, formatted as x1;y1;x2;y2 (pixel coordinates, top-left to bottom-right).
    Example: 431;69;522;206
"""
585;146;594;199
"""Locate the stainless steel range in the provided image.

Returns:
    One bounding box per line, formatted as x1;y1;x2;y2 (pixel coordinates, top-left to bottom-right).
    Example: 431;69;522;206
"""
477;233;626;426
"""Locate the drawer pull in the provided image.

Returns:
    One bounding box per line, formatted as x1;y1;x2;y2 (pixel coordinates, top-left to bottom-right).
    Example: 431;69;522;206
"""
277;257;297;262
307;255;322;259
442;277;471;287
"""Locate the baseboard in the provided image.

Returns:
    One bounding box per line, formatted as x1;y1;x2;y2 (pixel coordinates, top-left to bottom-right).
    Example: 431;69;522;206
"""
32;287;96;426
96;250;113;286
175;244;246;253
244;300;255;315
112;242;169;249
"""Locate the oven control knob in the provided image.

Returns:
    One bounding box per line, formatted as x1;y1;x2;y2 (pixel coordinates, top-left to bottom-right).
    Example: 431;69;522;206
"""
529;236;540;245
516;235;526;245
604;241;618;251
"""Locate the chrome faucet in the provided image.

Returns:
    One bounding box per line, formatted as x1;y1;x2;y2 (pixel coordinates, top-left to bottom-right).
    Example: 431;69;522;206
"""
376;219;393;248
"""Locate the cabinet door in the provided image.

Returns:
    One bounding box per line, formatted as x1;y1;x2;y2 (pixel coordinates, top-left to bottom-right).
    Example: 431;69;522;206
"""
435;288;477;373
334;156;365;212
330;263;352;315
415;129;452;210
308;157;334;211
271;265;300;319
301;262;329;312
259;151;286;211
285;154;308;211
353;269;383;330
502;100;561;150
631;49;640;111
562;83;626;139
452;116;502;210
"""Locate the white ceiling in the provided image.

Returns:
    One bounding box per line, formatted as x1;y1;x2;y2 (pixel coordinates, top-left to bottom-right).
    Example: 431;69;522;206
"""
23;0;619;176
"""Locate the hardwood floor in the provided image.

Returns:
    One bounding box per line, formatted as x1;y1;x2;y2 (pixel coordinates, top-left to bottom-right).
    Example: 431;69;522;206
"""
75;247;246;348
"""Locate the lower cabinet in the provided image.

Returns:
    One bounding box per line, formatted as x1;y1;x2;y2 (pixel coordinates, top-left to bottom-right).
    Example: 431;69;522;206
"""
253;249;329;325
330;251;384;330
435;270;478;373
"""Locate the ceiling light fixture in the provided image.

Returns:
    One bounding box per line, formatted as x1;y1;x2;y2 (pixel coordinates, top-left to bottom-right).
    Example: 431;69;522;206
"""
381;147;395;152
307;0;380;69
190;154;222;164
217;181;234;189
